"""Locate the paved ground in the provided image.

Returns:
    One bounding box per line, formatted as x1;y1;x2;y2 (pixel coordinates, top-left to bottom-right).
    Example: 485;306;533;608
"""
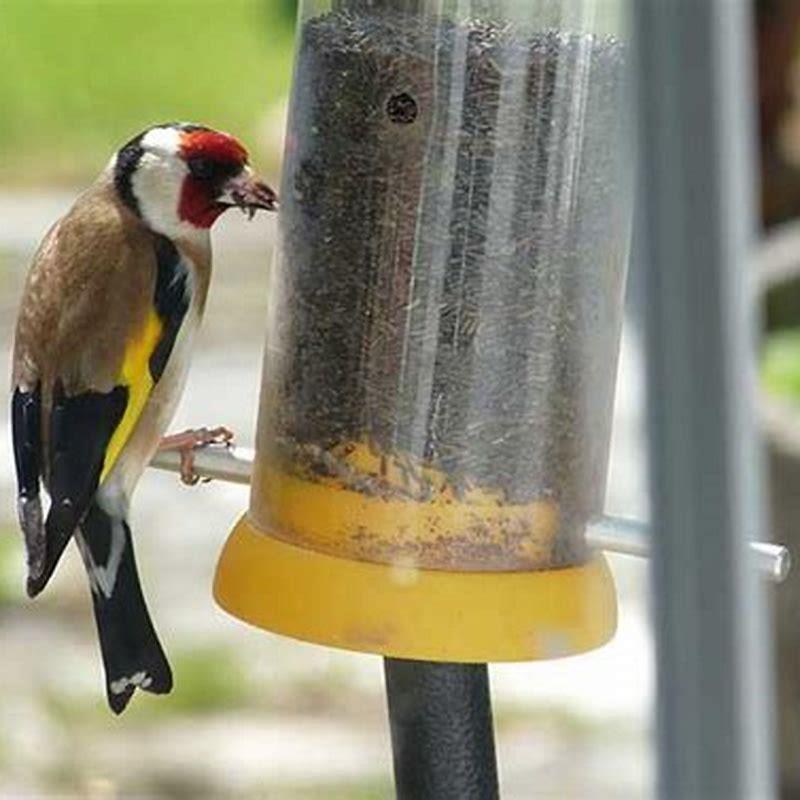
0;191;653;799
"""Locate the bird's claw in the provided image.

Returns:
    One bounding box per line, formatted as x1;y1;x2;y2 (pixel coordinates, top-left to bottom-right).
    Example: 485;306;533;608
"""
180;452;201;486
157;426;234;486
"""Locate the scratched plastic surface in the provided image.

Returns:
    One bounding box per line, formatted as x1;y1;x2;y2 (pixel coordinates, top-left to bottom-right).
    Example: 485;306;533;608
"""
253;0;633;571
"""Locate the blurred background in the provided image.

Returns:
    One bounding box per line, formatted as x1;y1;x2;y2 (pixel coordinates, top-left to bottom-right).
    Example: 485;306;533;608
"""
0;0;799;798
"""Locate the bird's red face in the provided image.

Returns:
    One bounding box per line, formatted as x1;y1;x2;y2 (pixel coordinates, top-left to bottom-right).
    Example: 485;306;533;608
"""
177;129;277;229
114;123;277;238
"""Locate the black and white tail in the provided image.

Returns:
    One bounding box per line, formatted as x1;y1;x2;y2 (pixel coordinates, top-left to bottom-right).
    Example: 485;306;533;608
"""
76;502;172;714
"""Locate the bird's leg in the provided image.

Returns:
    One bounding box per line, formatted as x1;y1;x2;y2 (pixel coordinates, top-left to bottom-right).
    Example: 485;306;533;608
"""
157;426;234;485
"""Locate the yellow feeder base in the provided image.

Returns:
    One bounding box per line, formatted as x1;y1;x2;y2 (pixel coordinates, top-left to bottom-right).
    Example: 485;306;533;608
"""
214;514;618;662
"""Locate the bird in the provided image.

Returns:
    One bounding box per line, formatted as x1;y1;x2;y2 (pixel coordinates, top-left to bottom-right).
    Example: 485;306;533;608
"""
10;122;277;713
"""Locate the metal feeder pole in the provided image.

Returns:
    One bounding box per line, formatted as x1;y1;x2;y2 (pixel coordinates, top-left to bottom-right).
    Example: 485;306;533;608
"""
384;659;499;800
634;0;776;797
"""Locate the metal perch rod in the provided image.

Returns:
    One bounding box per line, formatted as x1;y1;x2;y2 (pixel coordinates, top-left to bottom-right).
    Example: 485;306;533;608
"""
150;442;791;584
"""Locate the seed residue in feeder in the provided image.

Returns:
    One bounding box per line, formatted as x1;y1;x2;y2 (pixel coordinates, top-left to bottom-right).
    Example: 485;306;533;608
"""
258;12;631;571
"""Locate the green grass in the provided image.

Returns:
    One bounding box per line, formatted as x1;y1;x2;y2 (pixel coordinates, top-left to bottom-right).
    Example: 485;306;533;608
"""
167;644;254;713
0;0;295;185
262;781;392;800
762;329;800;403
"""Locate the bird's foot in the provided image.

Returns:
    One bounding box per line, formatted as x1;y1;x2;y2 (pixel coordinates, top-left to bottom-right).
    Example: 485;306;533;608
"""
157;426;234;485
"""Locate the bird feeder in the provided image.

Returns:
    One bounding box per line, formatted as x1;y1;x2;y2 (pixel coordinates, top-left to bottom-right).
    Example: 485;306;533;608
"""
215;0;632;662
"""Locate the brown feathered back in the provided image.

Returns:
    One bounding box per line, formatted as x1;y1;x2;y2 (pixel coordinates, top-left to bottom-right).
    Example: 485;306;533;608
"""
13;172;160;399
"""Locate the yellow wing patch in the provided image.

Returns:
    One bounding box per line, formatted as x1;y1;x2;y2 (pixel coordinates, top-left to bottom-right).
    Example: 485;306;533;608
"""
100;310;164;482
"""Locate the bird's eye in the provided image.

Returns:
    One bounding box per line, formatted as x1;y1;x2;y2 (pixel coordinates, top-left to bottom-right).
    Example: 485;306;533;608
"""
188;156;216;181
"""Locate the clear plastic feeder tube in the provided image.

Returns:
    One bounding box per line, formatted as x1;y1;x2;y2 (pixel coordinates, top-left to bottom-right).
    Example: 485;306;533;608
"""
253;0;632;572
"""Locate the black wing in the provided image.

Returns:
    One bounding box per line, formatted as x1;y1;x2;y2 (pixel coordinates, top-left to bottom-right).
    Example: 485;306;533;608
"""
26;381;128;597
12;384;44;580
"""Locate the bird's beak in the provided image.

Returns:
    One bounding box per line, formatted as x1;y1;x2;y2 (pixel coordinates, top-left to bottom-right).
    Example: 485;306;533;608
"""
217;166;278;219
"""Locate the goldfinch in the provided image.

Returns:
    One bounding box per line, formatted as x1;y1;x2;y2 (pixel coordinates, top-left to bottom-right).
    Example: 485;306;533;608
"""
11;122;276;713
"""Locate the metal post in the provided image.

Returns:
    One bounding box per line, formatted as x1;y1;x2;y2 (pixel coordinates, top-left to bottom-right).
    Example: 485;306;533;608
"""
633;1;776;798
384;659;499;800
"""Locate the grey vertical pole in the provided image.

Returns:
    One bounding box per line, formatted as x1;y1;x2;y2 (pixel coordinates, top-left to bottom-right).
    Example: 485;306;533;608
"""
633;2;776;799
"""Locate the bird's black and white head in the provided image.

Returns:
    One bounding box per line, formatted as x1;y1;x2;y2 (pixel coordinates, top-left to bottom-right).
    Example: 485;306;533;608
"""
112;122;277;239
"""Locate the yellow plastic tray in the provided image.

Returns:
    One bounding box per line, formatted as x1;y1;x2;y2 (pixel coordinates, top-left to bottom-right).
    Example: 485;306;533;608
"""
214;513;617;662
